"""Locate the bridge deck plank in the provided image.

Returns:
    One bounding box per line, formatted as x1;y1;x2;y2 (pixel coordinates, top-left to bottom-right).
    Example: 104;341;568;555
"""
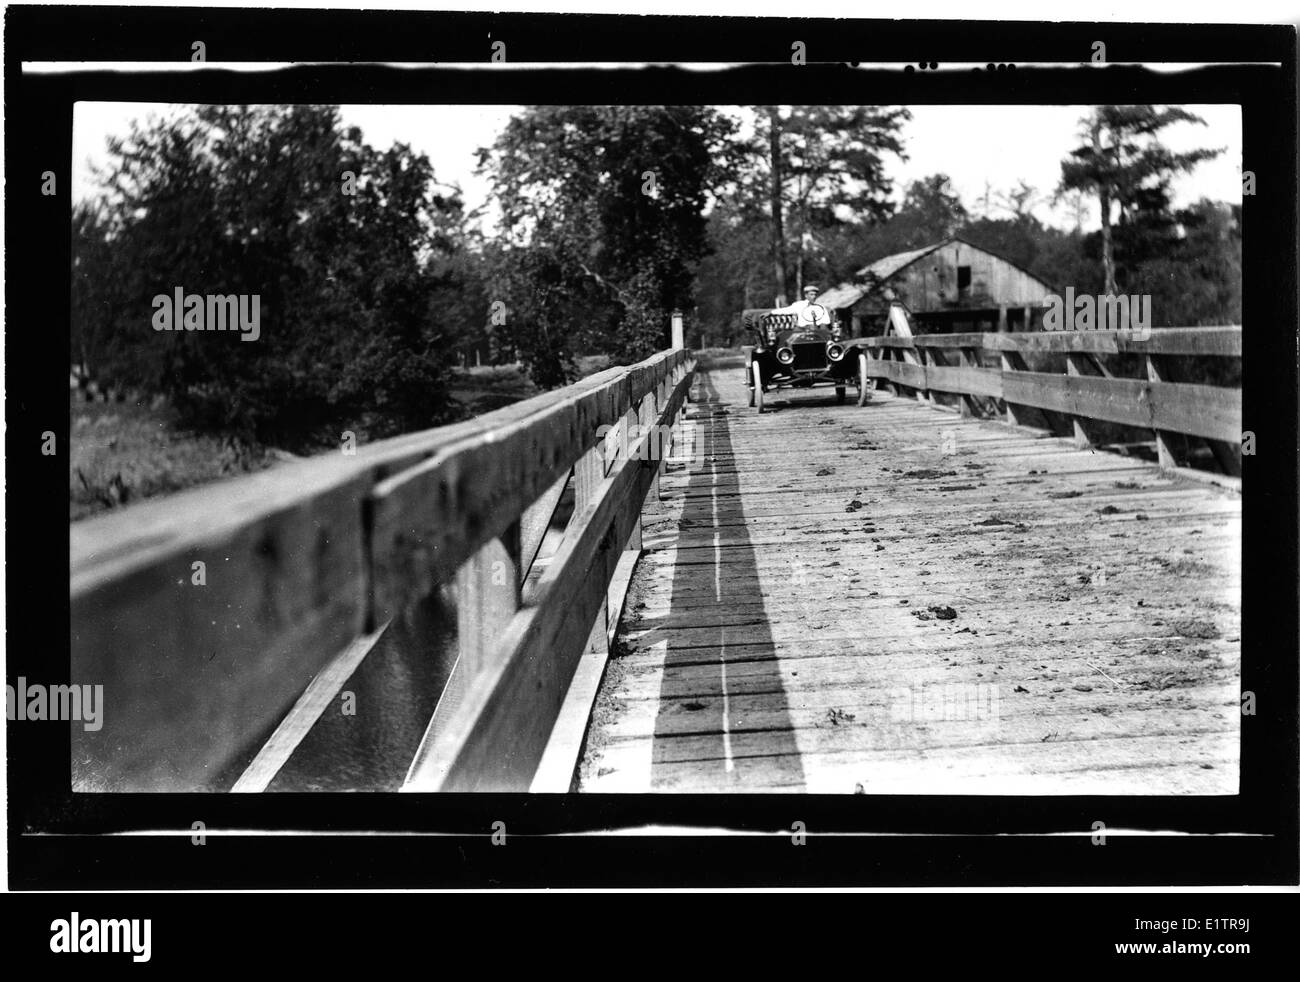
577;360;1241;794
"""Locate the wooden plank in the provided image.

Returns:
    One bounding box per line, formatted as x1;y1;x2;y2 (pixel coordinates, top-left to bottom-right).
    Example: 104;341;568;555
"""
868;359;927;390
368;349;688;620
403;369;695;791
861;327;1242;358
1000;351;1024;426
520;470;570;580
598;732;1237;795
924;364;1004;399
403;432;653;790
575;442;612;660
1001;371;1242;443
916;347;936;405
868;356;1002;401
529;547;643;793
580;364;1241;795
860;336;921;349
230;622;389;792
1086;352;1114;378
455;528;522;677
530;644;610;793
956;347;979;418
71;469;372;792
912;333;989;350
1066;353;1094;449
70;355;643;602
990;326;1241;357
1146;352;1242;478
68;346;688;792
1145;355;1178;468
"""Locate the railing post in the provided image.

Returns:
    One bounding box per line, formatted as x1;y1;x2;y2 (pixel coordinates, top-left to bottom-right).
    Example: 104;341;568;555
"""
455;523;522;678
1065;353;1094;449
957;346;979;417
1000;349;1024;426
574;438;609;658
916;346;933;405
650;368;670;502
624;399;644;552
519;470;570;584
671;309;685;350
1145;354;1179;470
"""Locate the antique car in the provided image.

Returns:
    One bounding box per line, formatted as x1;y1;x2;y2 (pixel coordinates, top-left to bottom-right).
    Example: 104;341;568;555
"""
741;307;873;412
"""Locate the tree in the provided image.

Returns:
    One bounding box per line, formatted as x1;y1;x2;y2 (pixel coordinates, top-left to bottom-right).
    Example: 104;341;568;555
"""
996;179;1044;222
478;106;740;383
764;107;788;304
750;106;910;300
1127;198;1241;326
694;199;780;347
849;173;969;264
71;201;131;375
1058;106;1223;294
73;105;468;447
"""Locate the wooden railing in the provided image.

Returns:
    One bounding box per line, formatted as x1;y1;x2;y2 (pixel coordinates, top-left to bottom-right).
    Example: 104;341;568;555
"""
859;326;1243;477
70;347;696;792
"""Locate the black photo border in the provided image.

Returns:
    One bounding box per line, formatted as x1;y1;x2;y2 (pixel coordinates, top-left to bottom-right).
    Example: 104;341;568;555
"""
5;7;1297;889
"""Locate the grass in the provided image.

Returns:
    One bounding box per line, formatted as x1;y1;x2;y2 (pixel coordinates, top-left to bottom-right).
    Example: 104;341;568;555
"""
70;395;280;522
447;363;540;416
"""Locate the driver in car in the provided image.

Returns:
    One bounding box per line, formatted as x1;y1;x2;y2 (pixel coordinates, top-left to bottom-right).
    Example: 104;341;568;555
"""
771;284;832;327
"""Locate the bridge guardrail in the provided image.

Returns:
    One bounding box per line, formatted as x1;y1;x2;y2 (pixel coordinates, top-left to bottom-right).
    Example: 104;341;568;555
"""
857;327;1242;475
70;347;696;792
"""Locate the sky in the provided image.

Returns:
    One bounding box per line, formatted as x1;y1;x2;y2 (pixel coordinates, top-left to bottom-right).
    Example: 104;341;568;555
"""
72;101;1242;232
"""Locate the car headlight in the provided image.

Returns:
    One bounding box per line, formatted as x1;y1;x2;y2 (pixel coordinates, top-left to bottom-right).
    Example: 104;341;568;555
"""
776;347;795;364
826;343;845;362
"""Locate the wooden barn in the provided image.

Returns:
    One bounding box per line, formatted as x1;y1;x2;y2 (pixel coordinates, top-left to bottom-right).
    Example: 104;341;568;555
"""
818;236;1056;336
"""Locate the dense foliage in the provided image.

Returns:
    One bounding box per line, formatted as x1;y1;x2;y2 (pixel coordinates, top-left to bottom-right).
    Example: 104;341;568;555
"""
73;102;1240;448
73;105;472;448
476;106;742;386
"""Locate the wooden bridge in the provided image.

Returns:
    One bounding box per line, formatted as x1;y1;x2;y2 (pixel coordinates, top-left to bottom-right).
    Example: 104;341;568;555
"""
70;326;1242;795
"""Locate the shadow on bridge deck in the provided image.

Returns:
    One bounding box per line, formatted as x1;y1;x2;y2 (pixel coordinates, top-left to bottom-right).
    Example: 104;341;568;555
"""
647;373;806;791
582;360;1240;795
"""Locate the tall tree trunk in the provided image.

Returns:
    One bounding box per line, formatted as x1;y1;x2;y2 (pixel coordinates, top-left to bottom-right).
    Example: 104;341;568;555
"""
1099;186;1116;295
1091;118;1118;295
767;107;787;306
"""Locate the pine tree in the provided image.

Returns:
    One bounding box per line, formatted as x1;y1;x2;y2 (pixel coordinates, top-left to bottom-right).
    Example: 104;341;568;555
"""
1058;106;1222;294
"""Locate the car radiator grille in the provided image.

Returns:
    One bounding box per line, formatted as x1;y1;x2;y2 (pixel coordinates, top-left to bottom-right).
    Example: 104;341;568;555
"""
792;342;827;372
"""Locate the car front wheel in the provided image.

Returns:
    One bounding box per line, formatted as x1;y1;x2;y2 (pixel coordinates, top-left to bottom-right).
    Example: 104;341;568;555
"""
857;352;873;406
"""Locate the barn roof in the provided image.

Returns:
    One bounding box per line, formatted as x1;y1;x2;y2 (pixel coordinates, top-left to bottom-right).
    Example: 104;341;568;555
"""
854;236;1053;294
855;242;947;281
816;283;868;310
